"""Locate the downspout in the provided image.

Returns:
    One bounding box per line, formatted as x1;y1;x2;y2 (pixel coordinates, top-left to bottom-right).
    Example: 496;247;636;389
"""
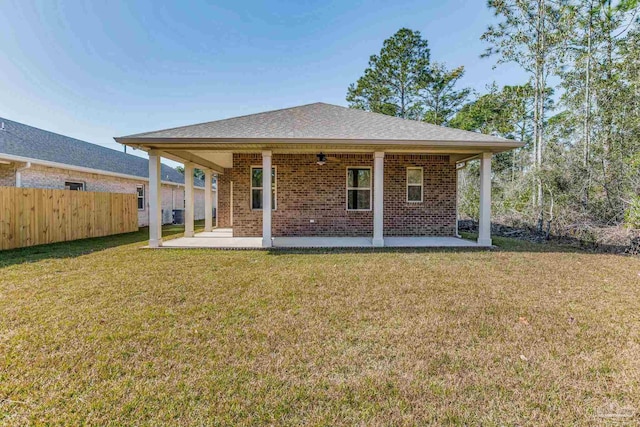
15;162;31;187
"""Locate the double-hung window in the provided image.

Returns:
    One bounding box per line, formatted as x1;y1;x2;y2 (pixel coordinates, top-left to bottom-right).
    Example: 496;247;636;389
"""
136;185;145;210
251;167;276;210
346;167;371;210
407;167;423;202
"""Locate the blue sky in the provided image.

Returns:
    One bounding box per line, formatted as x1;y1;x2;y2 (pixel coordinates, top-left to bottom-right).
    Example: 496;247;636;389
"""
0;0;526;165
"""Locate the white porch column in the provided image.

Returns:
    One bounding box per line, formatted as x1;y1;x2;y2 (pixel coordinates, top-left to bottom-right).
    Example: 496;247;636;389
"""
184;162;195;237
262;151;272;247
148;150;163;248
204;168;213;232
478;152;492;247
373;152;385;247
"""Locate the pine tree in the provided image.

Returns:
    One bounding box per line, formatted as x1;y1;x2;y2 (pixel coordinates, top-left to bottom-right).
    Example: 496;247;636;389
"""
347;28;431;119
482;0;572;231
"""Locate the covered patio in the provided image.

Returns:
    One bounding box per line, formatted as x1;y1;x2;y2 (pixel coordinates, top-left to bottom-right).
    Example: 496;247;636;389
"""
116;103;523;249
161;228;483;249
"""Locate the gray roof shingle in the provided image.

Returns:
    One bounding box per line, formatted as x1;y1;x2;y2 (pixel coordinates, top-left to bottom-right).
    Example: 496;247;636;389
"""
121;102;515;144
0;117;201;186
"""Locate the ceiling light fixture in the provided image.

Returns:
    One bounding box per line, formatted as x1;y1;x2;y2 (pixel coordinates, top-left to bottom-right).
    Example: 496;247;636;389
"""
316;152;327;166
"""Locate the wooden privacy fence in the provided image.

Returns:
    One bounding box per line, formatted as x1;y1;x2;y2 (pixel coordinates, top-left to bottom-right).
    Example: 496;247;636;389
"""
0;187;138;250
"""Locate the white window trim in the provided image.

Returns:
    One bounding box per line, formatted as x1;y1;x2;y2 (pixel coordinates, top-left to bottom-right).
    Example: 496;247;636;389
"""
406;167;424;203
250;165;277;211
346;166;372;211
64;180;85;191
136;184;145;211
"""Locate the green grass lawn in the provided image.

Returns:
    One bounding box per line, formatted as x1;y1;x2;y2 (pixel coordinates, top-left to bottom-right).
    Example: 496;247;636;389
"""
1;226;640;425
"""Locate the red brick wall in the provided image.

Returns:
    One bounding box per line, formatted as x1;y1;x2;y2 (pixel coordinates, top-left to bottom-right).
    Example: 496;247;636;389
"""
383;154;456;236
232;153;374;237
216;169;232;228
228;153;456;237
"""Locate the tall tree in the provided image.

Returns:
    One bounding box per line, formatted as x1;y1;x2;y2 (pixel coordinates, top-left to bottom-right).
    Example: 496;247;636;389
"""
347;28;431;119
560;0;639;223
420;63;471;125
450;84;515;136
482;0;572;231
453;1;640;239
451;83;537;181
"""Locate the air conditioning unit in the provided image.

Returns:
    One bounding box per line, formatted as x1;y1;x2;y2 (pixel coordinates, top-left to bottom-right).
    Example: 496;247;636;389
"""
161;209;173;225
172;209;185;225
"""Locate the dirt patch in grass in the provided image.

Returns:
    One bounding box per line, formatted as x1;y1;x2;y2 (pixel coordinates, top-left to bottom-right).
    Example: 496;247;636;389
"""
1;231;640;425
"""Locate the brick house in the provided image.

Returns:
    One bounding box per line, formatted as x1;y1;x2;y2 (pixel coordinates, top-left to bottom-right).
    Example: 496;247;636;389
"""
0;117;214;227
116;103;522;248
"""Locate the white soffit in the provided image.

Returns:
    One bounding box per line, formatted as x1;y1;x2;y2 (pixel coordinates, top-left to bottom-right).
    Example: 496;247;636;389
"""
190;151;233;168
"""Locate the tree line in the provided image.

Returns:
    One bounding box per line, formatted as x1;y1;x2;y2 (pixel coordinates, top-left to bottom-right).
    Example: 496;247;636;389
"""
347;0;640;239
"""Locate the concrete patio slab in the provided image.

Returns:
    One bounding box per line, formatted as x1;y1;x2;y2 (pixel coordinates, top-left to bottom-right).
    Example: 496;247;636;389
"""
384;236;482;247
157;228;484;249
274;236;373;248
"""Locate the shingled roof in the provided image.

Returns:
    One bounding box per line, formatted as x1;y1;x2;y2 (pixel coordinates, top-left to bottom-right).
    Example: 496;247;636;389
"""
120;102;516;144
0;117;201;186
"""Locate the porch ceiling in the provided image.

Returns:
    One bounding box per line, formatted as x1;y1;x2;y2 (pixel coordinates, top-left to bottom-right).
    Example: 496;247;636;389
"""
191;151;233;168
142;144;511;171
134;143;512;171
160;150;226;173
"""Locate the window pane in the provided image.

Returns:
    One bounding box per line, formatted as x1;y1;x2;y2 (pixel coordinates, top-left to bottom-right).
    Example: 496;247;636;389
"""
251;168;276;209
357;189;371;209
348;189;370;210
138;198;144;210
347;169;355;188
348;168;371;188
252;189;263;209
136;186;144;197
407;168;422;185
408;185;422;202
252;168;263;187
358;169;371;188
252;168;275;188
347;190;357;209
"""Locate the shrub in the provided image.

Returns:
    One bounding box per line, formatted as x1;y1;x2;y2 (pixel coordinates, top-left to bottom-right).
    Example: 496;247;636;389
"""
624;196;640;229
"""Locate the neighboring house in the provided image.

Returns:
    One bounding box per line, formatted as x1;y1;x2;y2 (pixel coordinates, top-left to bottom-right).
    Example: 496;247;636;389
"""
0;117;214;227
116;103;522;248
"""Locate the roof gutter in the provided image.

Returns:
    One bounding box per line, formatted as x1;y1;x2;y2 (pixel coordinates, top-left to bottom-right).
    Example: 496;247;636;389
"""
115;137;524;152
0;153;210;189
